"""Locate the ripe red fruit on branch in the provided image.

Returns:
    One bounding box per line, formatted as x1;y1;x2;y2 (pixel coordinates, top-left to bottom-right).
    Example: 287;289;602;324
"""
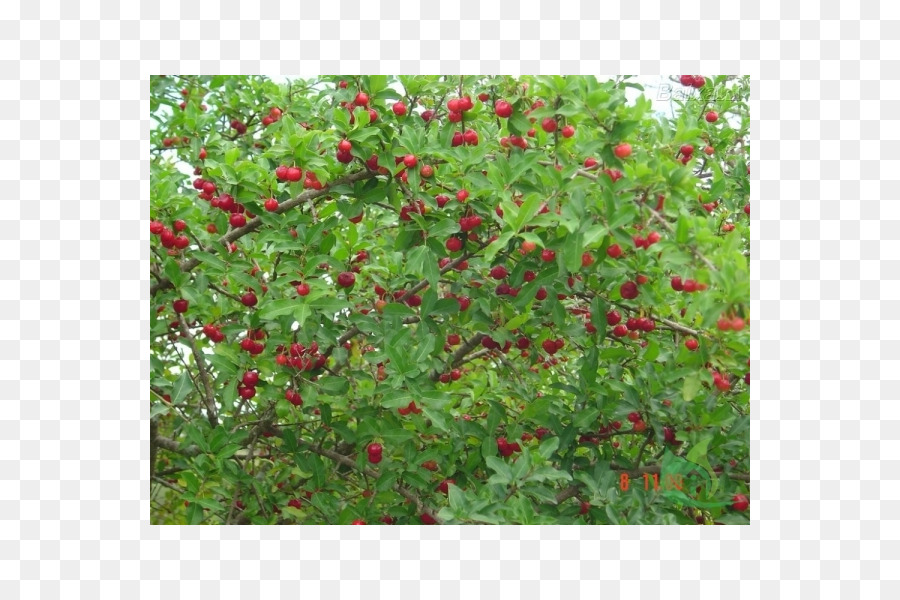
561;125;575;138
671;276;684;291
456;189;469;203
607;244;623;259
614;143;632;159
705;111;719;123
230;213;247;228
542;339;559;355
173;299;188;314
437;479;455;494
541;249;556;262
685;338;699;351
242;370;259;386
731;494;749;511
338;139;352;153
392;101;407;116
446;237;462;252
680;144;694;156
337;272;356;288
489;265;508;279
495;100;512;118
264;198;279;212
541;117;557;133
296;283;310;296
403;154;417;168
354;92;369;106
241;291;258;307
620;281;639;300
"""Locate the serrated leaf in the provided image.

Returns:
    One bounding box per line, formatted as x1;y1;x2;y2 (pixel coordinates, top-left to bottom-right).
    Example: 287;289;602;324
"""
192;251;228;272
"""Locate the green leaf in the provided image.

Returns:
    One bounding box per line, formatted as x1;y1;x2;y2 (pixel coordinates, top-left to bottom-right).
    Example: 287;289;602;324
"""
193;251;228;272
485;456;513;484
381;302;415;317
318;376;349;396
563;231;584;273
258;299;302;320
676;213;690;244
447;484;467;513
171;371;193;405
683;375;702;402
538;436;559;460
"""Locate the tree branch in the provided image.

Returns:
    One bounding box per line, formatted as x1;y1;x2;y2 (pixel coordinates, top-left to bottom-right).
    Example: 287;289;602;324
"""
177;315;218;427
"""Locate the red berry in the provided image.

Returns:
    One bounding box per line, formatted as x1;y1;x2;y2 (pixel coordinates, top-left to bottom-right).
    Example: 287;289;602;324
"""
173;299;188;314
692;75;705;88
731;317;746;331
354;92;369;106
338;139;352;153
296;283;310;296
456;189;469;203
535;287;548;301
337;272;356;288
614;143;632;159
636;274;648;285
541;117;557;133
685;338;699;351
561;125;575;138
606;310;622;326
420;165;433;178
679;75;694;86
581;252;594;268
286;167;302;182
541;249;556;262
264;198;279;212
671;276;684;291
583;157;598;168
242;371;259;386
241;292;257;307
717;318;732;332
437;479;455;494
463;129;479;145
731;494;749;511
607;244;623;259
489;265;508;279
705;111;718;123
230;213;247;228
620;281;639;300
744;204;750;215
494;100;513;118
680;144;694;156
580;501;590;515
542;339;558;355
392;101;407;116
446;237;462;252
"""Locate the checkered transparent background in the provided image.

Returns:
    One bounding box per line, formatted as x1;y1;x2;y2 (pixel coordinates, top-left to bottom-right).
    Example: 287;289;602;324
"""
0;0;896;597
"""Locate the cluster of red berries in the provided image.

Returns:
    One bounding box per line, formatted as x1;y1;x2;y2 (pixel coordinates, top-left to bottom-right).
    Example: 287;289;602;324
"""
397;400;423;415
711;370;732;391
399;200;426;221
284;389;303;407
499;134;529;150
151;220;191;251
274;341;327;372
717;315;746;332
237;370;260;400
338;91;378;125
627;411;648;432
541;338;565;355
367;442;383;464
437;370;462;384
239;329;267;355
201;322;225;343
451;129;479;147
161;135;189;148
679;75;706;88
633;230;662;250
229;118;249;135
497;436;522;457
670;276;708;293
458;215;482;232
445;95;474;124
260;106;282;127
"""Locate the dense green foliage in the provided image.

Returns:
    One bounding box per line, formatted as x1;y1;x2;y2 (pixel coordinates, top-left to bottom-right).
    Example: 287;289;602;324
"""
150;75;750;525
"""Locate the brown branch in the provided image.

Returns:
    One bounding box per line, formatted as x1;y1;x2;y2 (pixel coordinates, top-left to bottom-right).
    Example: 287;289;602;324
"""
177;315;219;427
